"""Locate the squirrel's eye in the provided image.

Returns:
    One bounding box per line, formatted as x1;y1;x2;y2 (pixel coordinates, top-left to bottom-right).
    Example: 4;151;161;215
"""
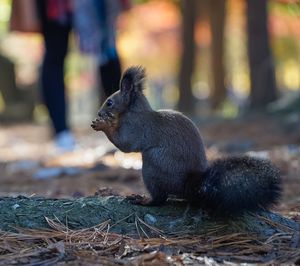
106;99;113;107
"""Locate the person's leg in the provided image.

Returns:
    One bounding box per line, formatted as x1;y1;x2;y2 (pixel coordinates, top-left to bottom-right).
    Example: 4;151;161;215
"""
41;22;70;134
36;1;74;151
36;0;71;135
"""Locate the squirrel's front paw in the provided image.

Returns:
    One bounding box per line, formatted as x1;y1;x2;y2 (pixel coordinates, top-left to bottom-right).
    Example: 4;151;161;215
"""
91;118;106;131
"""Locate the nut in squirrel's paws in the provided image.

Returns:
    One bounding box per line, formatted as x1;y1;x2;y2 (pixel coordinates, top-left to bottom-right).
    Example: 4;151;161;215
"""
91;118;106;131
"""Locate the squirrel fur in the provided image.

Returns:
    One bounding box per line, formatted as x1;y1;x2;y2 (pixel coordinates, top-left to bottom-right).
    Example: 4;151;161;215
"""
91;66;282;215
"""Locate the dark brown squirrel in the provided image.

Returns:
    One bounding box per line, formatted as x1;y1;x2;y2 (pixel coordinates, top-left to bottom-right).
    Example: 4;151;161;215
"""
91;66;281;215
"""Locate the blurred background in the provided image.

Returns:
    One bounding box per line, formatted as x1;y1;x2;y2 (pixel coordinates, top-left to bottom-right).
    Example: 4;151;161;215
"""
0;0;299;212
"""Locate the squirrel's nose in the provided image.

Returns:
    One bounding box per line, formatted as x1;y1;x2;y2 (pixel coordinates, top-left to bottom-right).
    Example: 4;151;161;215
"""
97;110;103;117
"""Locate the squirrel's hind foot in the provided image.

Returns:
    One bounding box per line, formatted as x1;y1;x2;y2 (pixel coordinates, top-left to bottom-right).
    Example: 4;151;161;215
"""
126;194;164;206
126;194;150;205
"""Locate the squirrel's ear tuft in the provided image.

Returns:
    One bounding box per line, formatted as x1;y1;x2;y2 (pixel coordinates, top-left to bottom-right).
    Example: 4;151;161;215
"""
120;66;146;97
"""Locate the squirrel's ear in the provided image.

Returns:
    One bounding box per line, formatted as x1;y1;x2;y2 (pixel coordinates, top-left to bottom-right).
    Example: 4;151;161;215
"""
120;66;146;101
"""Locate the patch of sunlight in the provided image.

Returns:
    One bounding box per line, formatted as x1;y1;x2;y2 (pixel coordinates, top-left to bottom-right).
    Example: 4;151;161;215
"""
33;104;49;123
286;2;300;17
114;151;142;170
283;59;300;90
0;91;5;112
0;0;11;23
272;1;300;17
193;81;210;100
162;84;179;108
232;72;250;96
218;99;239;119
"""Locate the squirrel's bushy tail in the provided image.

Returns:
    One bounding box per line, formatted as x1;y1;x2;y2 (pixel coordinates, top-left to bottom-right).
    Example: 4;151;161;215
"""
185;156;282;215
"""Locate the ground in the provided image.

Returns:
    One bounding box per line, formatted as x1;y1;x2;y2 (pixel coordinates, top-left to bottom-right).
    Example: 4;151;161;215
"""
0;116;299;264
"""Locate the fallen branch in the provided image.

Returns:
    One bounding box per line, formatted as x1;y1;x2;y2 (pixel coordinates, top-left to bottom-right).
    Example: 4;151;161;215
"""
0;196;299;238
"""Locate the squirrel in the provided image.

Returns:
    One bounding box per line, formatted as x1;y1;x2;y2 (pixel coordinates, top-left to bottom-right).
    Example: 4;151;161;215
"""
91;66;282;215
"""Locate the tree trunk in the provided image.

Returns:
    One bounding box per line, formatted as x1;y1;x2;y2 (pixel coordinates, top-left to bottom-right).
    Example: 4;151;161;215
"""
0;196;299;238
209;0;226;109
177;0;197;115
247;0;277;110
0;53;35;122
